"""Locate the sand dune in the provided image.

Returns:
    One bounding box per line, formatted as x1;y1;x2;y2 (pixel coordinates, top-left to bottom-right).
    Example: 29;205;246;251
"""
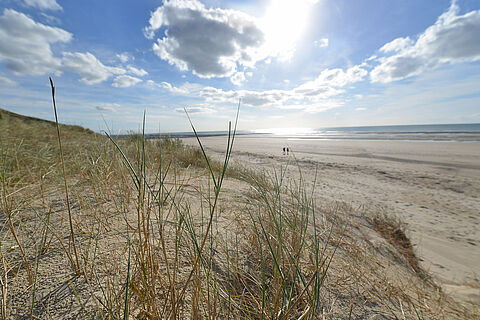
183;136;480;303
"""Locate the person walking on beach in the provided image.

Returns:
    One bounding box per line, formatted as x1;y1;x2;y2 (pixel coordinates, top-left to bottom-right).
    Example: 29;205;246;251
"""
286;147;289;155
283;147;286;155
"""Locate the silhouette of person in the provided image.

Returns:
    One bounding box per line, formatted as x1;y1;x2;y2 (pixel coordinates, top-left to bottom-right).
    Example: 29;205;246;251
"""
286;147;289;155
283;147;285;155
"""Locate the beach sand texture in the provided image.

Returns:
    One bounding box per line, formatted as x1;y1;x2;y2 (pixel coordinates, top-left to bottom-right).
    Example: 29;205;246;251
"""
183;136;480;303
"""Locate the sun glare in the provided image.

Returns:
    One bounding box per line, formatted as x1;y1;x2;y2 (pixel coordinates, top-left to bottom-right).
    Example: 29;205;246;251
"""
260;0;313;60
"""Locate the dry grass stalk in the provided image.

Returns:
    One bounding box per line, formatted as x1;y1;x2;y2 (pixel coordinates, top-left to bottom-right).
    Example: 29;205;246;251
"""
49;77;81;275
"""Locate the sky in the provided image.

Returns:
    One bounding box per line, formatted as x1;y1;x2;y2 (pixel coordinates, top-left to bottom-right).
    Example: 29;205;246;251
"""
1;0;480;133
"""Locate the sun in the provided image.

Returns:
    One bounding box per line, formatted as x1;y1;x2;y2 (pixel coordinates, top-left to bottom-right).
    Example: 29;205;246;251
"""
260;0;314;60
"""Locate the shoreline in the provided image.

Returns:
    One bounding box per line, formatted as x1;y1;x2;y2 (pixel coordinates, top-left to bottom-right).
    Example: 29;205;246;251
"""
138;132;480;142
182;135;480;303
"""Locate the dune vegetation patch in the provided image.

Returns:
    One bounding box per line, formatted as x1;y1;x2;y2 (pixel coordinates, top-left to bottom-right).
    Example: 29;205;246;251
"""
0;83;477;319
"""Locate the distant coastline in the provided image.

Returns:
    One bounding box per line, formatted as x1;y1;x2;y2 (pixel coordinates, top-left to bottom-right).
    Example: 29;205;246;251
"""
116;123;480;142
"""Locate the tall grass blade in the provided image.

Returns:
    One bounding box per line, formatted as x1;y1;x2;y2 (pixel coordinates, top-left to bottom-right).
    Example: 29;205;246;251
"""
49;77;81;274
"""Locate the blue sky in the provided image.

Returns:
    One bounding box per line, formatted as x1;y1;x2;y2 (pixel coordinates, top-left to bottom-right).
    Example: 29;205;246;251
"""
1;0;480;133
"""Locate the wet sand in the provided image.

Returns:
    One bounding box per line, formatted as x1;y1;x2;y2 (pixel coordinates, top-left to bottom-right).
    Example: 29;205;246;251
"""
183;135;480;303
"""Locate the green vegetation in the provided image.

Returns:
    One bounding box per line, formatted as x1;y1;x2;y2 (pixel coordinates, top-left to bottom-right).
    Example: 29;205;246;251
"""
0;86;476;318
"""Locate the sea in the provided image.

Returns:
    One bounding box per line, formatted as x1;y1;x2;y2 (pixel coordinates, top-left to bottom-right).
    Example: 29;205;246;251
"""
254;123;480;142
164;123;480;142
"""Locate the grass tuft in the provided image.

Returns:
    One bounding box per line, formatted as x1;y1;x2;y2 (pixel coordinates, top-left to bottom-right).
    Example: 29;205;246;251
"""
372;214;430;282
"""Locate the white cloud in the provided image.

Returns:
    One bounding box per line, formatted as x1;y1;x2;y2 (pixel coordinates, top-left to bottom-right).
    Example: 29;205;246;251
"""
0;75;17;86
355;107;367;111
379;37;413;53
147;80;192;95
151;63;365;114
159;81;188;94
240;90;287;106
62;52;125;85
126;65;148;76
112;75;142;88
160;82;184;94
371;2;480;83
116;52;131;63
314;38;329;48
293;86;343;101
199;86;279;106
23;0;62;11
144;63;365;113
40;13;61;25
0;9;125;85
0;9;71;75
95;103;120;112
144;0;265;78
198;86;235;102
199;75;345;111
297;66;367;89
175;106;214;114
230;72;246;86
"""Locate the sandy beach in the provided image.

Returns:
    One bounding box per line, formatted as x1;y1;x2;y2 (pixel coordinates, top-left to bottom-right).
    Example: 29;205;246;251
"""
183;135;480;303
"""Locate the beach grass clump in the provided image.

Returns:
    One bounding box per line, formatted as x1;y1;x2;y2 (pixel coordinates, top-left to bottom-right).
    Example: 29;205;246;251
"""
219;167;341;319
371;213;430;281
99;124;340;319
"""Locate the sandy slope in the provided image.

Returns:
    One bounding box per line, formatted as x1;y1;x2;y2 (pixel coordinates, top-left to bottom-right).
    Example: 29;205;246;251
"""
183;136;480;303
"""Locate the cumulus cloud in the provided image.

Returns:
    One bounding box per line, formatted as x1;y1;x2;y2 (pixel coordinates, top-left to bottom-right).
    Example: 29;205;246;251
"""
379;37;413;53
147;80;189;95
147;62;367;113
112;75;142;88
126;65;148;76
95;103;120;112
147;58;364;113
199;86;236;103
240;90;287;106
0;9;127;86
296;66;367;90
371;2;480;83
230;72;246;86
355;107;366;111
200;86;289;107
194;65;363;110
144;0;265;78
62;52;125;84
22;0;62;11
199;77;345;111
0;9;71;75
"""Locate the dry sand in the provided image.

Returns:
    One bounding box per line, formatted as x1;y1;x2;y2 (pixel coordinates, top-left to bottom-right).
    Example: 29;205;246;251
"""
183;135;480;303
